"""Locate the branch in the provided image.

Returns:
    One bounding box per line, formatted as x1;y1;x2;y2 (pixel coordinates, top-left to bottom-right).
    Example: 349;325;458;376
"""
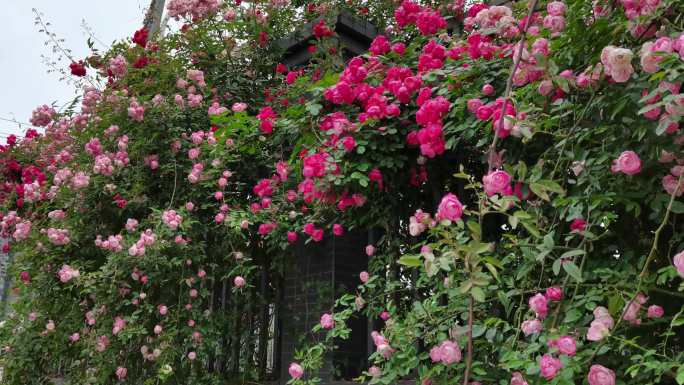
587;172;684;363
487;0;540;170
462;295;474;385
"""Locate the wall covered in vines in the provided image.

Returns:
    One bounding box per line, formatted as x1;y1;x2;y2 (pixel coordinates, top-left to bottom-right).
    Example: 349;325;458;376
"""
0;0;684;384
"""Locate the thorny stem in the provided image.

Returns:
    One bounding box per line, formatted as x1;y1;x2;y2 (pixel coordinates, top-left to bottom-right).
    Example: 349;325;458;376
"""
463;5;540;376
487;0;539;170
462;295;474;385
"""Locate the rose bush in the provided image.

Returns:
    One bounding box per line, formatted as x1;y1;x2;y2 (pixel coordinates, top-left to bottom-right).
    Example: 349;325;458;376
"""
0;0;683;384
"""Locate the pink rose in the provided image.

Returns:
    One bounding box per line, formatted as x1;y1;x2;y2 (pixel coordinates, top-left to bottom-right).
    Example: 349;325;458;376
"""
438;340;462;364
57;264;80;283
647;304;664;318
539;354;562;380
674;250;684;277
287;231;298;243
359;271;370;283
538;80;553;96
482;84;494;95
368;366;382;377
588;364;615;385
320;313;335;329
436;193;464;222
521;319;543;336
601;46;634;83
587;320;610;341
366;245;376;257
529;293;548;319
476;105;494;120
288;362;304;379
510;372;529;385
430;340;462;364
555;335;576;356
545;286;563;301
234;276;246;288
115;367;127;380
429;345;442;362
483;170;511;196
547;1;567;16
610;151;641;175
467;98;484;113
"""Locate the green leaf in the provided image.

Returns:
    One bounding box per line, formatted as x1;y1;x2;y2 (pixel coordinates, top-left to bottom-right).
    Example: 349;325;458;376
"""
305;103;322;116
485;263;500;282
471;287;486;302
671;201;684;214
521;220;541;238
536;179;566;195
508;214;519;229
529;183;550;201
467;220;482;239
560;249;585;260
563;308;582;323
398;255;421;267
562;261;583;282
552;258;562;276
675;366;684;385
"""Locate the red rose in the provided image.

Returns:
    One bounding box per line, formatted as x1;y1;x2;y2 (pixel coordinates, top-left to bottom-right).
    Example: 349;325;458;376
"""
132;28;148;47
69;61;87;77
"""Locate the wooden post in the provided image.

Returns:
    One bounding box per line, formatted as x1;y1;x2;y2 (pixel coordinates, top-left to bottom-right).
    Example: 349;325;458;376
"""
143;0;166;35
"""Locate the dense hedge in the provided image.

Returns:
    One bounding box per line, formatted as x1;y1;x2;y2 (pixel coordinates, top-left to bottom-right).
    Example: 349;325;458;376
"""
1;0;683;384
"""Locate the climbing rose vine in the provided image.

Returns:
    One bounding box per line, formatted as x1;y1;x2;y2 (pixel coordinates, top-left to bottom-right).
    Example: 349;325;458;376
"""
0;0;684;384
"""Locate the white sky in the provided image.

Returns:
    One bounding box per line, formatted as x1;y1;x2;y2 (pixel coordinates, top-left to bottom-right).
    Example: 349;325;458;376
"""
1;0;151;140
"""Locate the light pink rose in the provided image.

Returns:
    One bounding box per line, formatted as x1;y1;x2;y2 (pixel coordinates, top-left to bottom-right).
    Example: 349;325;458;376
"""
611;151;641;175
510;372;529;385
57;265;80;283
320;313;335;329
359;271;370;283
521;319;543;336
430;340;462;364
368;366;382;377
601;46;634;83
588;364;615;385
439;340;462;364
234;276;246;288
674;250;684;277
69;332;80;342
647;305;664;318
115;367;127;380
288;362;304;379
232;102;247;112
538;80;553;95
547;1;567;16
366;245;376;256
587;320;610;341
